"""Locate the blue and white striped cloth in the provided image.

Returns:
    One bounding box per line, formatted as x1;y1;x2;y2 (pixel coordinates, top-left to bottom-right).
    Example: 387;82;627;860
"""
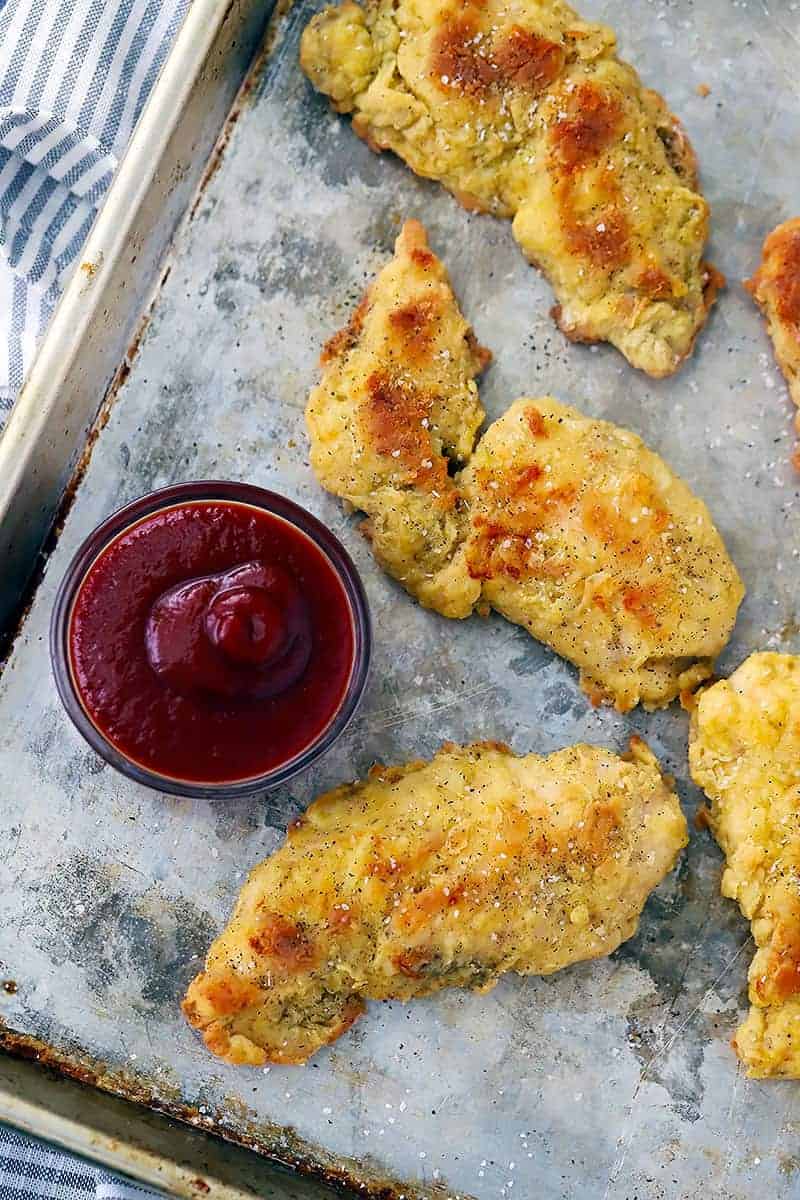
0;1123;161;1200
0;0;190;415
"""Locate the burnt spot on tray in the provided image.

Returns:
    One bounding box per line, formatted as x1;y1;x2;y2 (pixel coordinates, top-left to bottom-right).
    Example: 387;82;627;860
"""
37;852;217;1011
210;794;275;844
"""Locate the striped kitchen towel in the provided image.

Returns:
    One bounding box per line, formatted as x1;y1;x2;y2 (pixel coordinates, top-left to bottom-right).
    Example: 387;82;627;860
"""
0;1123;161;1200
0;0;190;416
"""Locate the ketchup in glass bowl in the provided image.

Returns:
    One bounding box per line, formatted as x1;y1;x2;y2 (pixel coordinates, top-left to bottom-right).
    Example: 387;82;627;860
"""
50;482;371;798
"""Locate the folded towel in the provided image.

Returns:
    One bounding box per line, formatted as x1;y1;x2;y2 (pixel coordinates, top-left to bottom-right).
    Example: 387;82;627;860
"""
0;0;189;415
0;1122;161;1200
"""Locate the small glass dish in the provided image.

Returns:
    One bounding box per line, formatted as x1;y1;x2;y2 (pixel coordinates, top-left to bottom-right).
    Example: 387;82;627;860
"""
50;481;371;799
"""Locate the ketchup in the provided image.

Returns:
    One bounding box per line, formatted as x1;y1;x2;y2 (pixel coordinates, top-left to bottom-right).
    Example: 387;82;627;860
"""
67;500;357;785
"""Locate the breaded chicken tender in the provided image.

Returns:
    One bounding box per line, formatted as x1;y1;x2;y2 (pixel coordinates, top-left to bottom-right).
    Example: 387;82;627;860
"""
461;398;745;711
306;219;488;618
307;222;743;710
300;0;721;377
745;219;800;466
184;738;687;1065
689;653;800;1079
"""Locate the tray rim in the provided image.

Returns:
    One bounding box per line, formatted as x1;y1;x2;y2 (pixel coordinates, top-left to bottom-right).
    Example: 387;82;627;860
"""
0;1047;318;1200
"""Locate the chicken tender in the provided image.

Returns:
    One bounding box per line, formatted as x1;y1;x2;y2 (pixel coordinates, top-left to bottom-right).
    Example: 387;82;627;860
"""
461;398;745;711
689;652;800;1078
306;219;488;618
745;219;800;466
300;0;721;377
307;223;743;710
183;737;687;1065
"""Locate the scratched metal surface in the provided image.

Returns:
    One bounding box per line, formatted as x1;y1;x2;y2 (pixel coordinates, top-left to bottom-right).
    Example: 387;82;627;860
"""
0;0;799;1196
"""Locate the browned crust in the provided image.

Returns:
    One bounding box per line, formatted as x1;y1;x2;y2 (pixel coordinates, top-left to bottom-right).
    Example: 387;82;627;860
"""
745;219;800;470
320;287;372;364
466;328;493;371
182;973;265;1024
246;913;317;970
430;15;564;101
701;260;726;310
744;217;800;309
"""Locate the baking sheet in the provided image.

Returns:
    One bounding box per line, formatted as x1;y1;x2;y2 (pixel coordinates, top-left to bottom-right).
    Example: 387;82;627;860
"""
1;0;799;1196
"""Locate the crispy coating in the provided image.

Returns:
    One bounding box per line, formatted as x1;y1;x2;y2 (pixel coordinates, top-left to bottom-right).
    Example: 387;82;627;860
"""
745;219;800;465
461;398;745;711
306;220;488;618
183;737;687;1065
307;223;744;710
689;653;800;1078
300;0;721;377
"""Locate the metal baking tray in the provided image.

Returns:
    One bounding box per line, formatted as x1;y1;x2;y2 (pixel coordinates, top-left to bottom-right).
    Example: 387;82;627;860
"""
1;0;799;1197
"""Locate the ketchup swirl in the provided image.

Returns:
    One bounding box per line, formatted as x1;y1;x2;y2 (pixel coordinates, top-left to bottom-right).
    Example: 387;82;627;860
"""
145;561;312;700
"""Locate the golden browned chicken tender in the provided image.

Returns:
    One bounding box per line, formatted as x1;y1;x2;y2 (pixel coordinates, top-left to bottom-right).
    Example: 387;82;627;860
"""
689;653;800;1079
745;219;800;467
307;225;743;710
183;737;687;1065
306;219;488;618
300;0;721;377
460;398;745;711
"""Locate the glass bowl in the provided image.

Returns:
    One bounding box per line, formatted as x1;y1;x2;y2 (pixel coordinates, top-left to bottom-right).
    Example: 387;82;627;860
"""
50;481;371;798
